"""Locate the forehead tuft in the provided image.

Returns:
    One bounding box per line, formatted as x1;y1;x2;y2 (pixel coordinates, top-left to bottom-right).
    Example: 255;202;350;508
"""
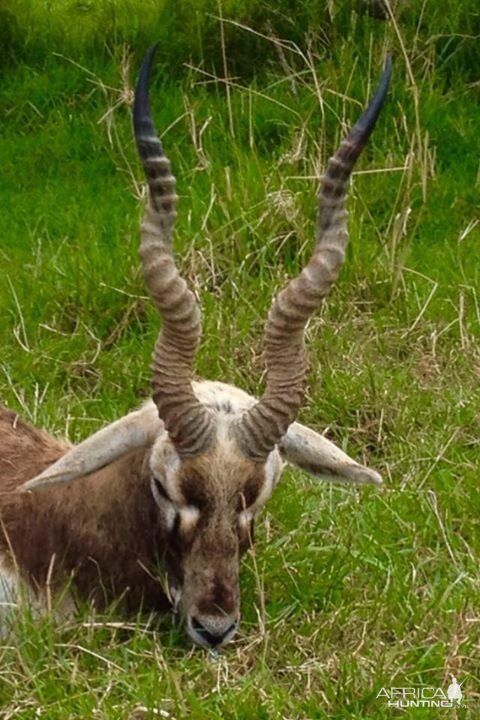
178;452;266;508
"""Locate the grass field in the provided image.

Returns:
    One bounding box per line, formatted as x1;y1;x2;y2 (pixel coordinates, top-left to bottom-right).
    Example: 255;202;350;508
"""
1;1;479;718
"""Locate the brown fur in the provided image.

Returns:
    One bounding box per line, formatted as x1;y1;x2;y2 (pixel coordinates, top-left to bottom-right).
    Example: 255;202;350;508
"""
152;449;266;622
0;406;265;630
0;384;380;648
0;407;170;613
178;454;265;511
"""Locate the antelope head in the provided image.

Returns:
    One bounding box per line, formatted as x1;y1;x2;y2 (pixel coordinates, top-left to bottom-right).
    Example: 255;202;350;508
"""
22;46;391;648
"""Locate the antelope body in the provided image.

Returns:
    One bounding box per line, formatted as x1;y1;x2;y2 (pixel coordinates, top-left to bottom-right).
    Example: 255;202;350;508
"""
0;47;391;648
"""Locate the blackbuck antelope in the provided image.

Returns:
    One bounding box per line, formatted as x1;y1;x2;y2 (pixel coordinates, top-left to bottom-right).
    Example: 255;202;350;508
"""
0;47;391;648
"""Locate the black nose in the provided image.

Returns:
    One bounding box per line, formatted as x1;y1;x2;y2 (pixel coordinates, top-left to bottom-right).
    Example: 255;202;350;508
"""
191;616;237;647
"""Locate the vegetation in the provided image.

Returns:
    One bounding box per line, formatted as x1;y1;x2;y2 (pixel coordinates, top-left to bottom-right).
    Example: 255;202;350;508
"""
0;1;479;717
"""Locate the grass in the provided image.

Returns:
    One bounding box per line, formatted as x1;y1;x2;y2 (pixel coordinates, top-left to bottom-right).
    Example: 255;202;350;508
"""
1;1;479;717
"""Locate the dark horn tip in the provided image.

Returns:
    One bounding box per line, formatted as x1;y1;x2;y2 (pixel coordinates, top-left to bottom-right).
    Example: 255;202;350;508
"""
134;42;160;144
351;55;393;143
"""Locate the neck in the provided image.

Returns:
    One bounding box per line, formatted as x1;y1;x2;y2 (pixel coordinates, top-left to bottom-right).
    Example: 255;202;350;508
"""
2;448;170;613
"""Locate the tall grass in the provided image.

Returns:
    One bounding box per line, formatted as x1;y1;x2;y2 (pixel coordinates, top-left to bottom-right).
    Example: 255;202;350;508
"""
1;0;479;80
1;1;479;718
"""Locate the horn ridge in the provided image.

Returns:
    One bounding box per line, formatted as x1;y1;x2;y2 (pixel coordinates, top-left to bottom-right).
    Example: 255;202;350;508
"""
135;44;214;456
235;58;392;458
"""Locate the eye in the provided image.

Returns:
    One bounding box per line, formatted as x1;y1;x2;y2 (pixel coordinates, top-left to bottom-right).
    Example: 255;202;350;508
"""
151;475;175;508
151;476;178;532
238;492;246;512
237;488;259;513
172;512;181;535
152;476;172;501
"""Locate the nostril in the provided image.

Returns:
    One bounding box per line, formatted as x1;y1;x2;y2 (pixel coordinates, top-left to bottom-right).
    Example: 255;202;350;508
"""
191;616;237;647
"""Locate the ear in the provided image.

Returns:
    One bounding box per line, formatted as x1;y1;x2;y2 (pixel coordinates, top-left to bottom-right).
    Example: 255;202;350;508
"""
278;422;382;485
20;402;162;491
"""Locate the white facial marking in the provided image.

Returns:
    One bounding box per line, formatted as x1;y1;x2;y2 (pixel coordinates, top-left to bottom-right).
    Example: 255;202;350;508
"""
192;381;256;413
178;506;200;532
150;472;200;535
239;510;253;529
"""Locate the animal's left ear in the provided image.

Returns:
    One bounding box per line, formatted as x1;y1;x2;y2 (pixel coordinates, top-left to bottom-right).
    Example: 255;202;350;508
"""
278;422;382;485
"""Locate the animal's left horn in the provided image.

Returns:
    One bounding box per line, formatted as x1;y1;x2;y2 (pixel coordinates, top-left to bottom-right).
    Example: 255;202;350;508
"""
235;57;392;458
134;44;213;456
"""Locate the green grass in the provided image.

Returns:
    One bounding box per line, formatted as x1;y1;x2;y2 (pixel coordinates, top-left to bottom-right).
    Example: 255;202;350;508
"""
1;1;479;718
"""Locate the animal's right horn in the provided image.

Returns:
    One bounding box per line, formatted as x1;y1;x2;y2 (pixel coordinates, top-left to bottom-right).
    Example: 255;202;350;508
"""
134;44;213;456
234;57;392;459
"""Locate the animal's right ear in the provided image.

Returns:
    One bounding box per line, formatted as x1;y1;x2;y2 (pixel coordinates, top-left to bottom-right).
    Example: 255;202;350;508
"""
19;403;162;491
279;422;383;486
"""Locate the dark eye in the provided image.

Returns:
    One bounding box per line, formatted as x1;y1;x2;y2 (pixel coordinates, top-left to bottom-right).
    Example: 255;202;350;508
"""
238;492;247;511
237;489;258;512
152;476;172;503
172;513;181;535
